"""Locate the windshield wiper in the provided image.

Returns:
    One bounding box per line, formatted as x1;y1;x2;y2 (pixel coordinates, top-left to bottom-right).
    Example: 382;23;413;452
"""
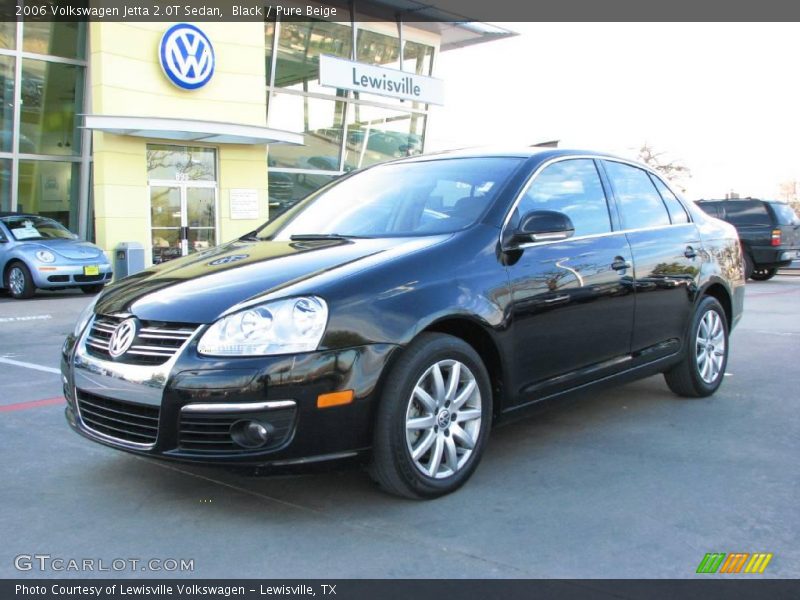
289;233;358;241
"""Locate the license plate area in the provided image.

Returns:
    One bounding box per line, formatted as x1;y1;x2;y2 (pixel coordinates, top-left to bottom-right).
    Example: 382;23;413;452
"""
83;265;100;276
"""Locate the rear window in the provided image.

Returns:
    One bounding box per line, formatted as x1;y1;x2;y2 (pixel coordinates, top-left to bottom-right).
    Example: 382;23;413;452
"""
769;202;800;226
723;201;771;226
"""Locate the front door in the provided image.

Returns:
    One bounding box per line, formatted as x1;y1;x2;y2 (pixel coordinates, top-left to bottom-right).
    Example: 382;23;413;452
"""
506;158;636;404
147;144;218;265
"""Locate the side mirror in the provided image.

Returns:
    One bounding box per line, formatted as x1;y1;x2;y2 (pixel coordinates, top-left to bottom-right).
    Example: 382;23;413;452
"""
509;210;575;247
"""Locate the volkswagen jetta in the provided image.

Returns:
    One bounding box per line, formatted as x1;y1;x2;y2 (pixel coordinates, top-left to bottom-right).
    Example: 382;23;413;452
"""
62;149;744;498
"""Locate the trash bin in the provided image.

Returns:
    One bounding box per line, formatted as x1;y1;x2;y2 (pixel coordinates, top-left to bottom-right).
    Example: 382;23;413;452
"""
114;242;145;280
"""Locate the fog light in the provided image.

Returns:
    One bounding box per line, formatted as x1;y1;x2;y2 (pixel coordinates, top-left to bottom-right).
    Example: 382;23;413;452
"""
230;419;274;449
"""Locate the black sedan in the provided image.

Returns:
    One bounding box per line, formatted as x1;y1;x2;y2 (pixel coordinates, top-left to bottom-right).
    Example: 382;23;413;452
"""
61;149;745;498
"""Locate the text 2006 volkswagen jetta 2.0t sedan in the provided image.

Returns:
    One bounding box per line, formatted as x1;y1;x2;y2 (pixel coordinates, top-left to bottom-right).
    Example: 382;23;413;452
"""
62;149;745;499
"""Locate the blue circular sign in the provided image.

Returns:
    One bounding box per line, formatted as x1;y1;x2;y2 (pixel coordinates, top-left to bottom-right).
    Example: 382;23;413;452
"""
159;23;215;90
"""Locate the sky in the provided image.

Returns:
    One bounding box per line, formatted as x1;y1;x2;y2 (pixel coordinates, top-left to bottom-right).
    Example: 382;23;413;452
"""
425;23;800;200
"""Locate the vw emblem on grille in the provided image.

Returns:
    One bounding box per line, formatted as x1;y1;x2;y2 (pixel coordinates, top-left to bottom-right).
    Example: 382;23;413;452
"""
159;23;215;90
108;318;138;358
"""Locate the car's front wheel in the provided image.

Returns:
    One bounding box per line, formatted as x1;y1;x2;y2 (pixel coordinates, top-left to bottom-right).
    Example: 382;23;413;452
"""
750;267;777;281
370;333;492;499
664;296;729;397
6;262;36;299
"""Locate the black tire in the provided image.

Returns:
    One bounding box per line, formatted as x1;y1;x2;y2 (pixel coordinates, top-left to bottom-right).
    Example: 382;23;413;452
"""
5;261;36;299
370;333;493;499
750;267;777;281
664;296;729;398
80;284;105;294
743;252;754;280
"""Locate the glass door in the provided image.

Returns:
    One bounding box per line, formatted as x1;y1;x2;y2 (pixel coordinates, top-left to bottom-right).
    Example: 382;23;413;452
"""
147;144;218;264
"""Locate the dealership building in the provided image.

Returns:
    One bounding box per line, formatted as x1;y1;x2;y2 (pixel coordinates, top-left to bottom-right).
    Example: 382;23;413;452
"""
0;7;511;267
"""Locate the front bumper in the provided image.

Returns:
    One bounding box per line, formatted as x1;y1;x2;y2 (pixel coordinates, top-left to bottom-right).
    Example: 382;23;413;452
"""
62;317;398;466
33;263;113;288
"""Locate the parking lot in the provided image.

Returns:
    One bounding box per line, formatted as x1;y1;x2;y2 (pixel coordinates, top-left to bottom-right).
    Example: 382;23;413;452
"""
1;276;798;579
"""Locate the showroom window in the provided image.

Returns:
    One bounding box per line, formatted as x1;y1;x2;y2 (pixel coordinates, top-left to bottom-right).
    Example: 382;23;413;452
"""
0;55;13;152
0;20;90;235
17;160;81;232
344;105;425;170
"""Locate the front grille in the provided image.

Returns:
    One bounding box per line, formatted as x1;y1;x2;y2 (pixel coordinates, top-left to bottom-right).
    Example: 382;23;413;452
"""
85;315;198;365
47;275;69;282
77;390;160;446
179;406;296;453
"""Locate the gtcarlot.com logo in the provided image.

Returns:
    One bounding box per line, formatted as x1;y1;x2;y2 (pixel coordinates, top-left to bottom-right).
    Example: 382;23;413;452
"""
14;554;194;573
696;552;773;574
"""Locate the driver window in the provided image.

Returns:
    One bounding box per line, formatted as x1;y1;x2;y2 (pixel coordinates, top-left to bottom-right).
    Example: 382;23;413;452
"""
517;159;612;236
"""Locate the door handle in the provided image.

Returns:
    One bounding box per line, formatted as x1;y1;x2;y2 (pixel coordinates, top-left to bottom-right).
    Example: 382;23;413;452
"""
684;246;697;259
611;257;631;271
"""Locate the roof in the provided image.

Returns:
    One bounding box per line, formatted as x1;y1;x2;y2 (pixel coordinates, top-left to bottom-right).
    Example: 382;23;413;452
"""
82;115;303;146
357;1;516;50
396;147;623;162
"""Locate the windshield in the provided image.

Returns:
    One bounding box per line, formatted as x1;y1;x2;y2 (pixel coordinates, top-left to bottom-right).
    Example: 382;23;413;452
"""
262;157;524;240
3;216;77;241
770;202;800;225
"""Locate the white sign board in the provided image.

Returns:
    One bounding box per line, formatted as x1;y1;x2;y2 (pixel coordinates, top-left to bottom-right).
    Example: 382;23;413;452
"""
319;54;444;106
229;188;259;220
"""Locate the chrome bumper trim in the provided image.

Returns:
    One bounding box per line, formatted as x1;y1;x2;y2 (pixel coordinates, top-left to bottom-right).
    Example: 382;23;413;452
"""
181;400;296;413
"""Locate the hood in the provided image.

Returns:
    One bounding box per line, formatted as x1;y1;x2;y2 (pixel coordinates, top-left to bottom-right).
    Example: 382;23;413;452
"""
95;236;444;323
31;239;106;260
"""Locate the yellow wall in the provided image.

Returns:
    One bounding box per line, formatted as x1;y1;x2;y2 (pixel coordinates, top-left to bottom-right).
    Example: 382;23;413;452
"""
89;22;269;267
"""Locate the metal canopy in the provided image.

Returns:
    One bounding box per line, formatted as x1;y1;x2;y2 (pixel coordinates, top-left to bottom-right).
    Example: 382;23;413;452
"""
82;115;304;146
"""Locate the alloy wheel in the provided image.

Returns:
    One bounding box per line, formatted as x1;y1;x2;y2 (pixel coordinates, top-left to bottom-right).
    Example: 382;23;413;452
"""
405;359;482;480
695;309;726;384
9;267;25;296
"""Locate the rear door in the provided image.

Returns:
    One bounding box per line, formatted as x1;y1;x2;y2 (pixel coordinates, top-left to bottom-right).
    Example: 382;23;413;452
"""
601;161;702;363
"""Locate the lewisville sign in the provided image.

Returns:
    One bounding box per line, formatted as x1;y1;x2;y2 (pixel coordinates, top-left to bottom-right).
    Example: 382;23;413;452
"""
318;55;444;105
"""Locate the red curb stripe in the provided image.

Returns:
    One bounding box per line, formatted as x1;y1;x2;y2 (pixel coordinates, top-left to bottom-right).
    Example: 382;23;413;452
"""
0;397;65;413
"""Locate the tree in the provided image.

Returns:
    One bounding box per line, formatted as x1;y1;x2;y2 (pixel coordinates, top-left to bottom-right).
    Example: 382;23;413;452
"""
636;143;691;193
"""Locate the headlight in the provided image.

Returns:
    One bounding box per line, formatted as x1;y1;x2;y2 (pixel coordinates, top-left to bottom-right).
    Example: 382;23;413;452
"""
73;295;100;337
35;250;55;263
198;296;328;356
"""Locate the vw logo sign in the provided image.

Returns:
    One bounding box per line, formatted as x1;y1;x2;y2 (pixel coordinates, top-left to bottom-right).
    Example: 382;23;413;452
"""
208;254;249;266
108;318;139;358
159;23;215;90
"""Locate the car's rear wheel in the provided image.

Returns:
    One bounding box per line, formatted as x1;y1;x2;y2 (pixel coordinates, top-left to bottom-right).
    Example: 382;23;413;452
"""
6;262;36;299
750;267;777;281
664;296;729;398
80;284;105;294
743;252;754;279
370;333;492;499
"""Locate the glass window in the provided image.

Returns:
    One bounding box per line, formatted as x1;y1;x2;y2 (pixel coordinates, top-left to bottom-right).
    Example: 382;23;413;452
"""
269;170;337;219
0;22;14;49
146;145;217;181
17;161;81;231
403;40;434;76
23;22;86;59
604;161;671;230
650;174;689;224
357;28;400;67
3;214;77;240
267;93;345;170
263;157;523;239
517;159;612;236
20;59;84;156
769;202;800;226
271;20;352;94
344;105;425;170
0;158;11;211
0;56;13;152
722;200;771;226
